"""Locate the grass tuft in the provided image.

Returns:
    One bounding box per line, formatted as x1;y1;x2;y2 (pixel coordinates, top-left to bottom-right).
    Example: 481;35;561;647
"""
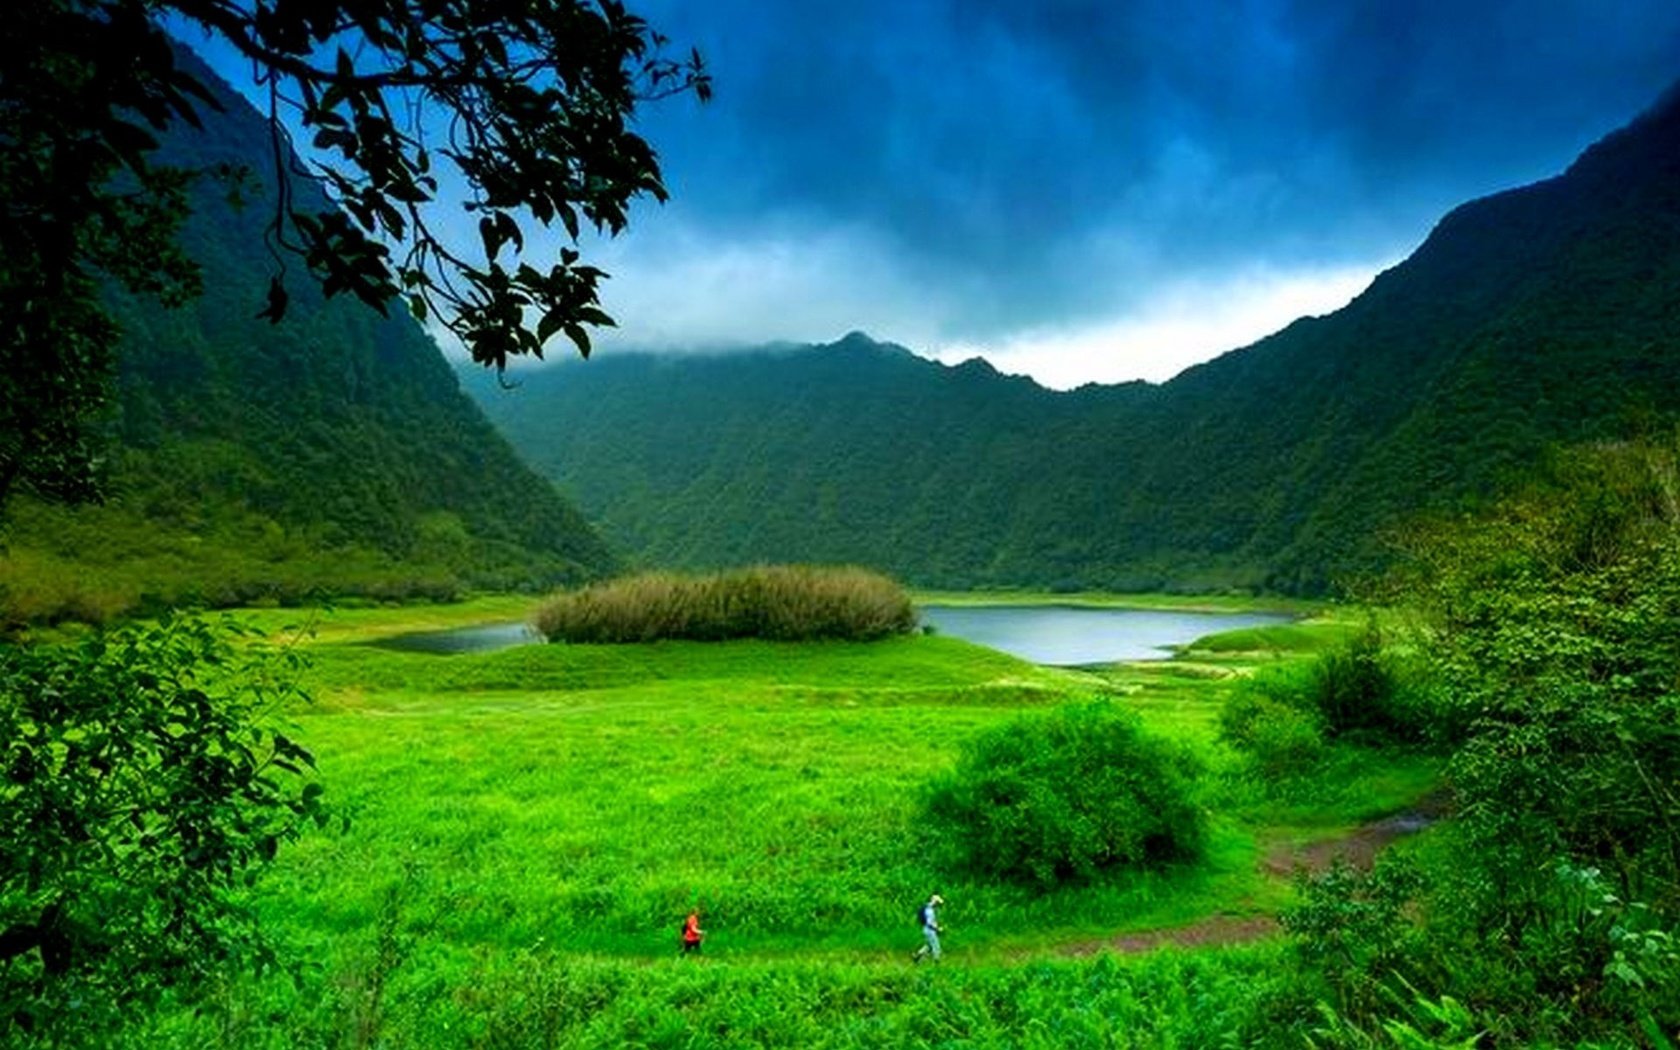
535;565;917;643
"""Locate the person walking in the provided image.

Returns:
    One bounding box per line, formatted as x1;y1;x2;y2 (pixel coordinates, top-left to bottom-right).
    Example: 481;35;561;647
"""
681;908;706;955
911;894;945;963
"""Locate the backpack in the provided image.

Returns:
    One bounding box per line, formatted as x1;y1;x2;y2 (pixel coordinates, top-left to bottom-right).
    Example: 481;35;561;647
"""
916;904;929;927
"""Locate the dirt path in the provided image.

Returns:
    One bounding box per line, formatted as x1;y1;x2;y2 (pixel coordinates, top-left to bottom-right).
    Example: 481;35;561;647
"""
1260;804;1443;877
1058;914;1282;956
1053;795;1447;957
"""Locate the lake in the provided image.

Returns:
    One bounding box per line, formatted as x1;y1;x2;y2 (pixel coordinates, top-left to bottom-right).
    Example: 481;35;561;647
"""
372;605;1289;664
917;604;1291;665
369;621;541;653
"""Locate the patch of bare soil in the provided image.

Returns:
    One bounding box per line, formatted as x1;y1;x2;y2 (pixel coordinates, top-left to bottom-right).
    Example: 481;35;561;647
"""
1053;793;1449;957
1263;791;1450;877
1058;914;1281;957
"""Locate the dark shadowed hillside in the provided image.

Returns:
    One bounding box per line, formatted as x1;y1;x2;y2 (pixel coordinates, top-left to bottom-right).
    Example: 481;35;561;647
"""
467;83;1680;595
0;48;614;623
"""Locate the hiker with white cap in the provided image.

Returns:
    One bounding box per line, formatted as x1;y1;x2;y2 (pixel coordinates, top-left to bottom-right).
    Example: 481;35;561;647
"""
911;893;945;963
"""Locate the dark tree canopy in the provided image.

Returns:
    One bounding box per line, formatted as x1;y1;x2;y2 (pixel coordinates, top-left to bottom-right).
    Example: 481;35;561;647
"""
0;0;707;507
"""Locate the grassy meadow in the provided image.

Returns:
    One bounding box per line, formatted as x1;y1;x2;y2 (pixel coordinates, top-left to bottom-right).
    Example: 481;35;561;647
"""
141;596;1438;1046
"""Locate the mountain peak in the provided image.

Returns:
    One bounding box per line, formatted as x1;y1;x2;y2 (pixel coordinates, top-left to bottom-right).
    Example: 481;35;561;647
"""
835;330;880;350
825;330;921;362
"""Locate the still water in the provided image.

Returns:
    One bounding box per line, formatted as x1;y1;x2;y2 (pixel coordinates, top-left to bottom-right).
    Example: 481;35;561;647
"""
372;606;1289;664
369;621;541;653
917;605;1290;665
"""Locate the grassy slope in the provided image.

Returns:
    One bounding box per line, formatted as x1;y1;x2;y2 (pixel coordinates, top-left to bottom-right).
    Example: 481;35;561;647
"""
146;599;1437;1045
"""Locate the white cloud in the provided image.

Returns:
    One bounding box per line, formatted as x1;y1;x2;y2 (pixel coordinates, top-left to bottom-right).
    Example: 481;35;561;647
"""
436;202;1395;390
924;264;1384;388
585;216;951;352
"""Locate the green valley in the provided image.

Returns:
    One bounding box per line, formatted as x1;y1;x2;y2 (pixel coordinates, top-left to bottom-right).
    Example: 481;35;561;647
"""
5;7;1680;1049
128;598;1437;1047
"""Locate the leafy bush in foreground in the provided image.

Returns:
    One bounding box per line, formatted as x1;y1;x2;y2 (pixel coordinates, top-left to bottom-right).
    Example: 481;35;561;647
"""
0;614;328;1045
1267;441;1680;1048
925;701;1205;887
534;565;917;643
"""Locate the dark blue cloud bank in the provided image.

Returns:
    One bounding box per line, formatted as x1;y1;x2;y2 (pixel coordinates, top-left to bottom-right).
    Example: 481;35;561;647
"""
578;0;1679;383
181;1;1680;383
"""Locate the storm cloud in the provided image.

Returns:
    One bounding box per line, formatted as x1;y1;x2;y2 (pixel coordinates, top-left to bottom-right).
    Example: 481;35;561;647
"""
188;0;1680;383
585;0;1680;380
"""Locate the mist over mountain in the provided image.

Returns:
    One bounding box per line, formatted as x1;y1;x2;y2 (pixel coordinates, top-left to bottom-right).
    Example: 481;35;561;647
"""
0;48;614;622
467;82;1680;595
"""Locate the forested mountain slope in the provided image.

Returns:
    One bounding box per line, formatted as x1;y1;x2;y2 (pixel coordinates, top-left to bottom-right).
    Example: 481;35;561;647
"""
468;82;1680;595
0;48;614;623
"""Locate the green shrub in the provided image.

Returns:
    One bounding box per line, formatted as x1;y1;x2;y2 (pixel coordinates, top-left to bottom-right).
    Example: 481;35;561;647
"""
0;613;328;1044
534;565;917;643
1310;621;1394;737
1280;855;1425;1018
924;700;1205;887
1218;686;1326;777
1220;622;1433;753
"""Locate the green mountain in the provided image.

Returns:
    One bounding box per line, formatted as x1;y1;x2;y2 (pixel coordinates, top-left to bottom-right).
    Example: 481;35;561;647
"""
0;48;614;624
466;83;1680;595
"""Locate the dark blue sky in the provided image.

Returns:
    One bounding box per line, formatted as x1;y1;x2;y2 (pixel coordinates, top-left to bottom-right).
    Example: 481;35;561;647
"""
584;0;1680;384
195;1;1680;385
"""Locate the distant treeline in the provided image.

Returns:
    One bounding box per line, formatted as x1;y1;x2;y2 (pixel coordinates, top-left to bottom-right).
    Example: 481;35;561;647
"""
534;566;917;643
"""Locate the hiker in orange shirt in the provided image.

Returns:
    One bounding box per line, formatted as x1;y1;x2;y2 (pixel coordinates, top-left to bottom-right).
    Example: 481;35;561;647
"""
681;909;705;955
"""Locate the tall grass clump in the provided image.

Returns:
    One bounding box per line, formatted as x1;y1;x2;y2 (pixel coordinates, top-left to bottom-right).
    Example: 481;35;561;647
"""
534;565;917;643
924;700;1206;888
1219;620;1434;770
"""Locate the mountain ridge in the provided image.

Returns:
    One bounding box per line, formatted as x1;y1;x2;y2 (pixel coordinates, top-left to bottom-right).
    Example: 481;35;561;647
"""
467;79;1680;594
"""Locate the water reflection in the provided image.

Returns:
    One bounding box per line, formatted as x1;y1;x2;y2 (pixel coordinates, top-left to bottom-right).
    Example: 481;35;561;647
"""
368;621;540;654
367;605;1291;664
917;605;1290;665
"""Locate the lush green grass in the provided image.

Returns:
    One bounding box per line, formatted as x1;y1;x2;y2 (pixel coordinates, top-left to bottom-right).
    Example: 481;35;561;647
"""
256;634;1250;958
238;594;540;645
1180;620;1361;655
152;943;1295;1048
130;599;1437;1046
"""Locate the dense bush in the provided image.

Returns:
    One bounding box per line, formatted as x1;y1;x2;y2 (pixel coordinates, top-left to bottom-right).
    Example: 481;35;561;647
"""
1401;442;1680;902
1268;440;1680;1047
1217;684;1327;778
533;565;917;643
1279;855;1425;1018
0;614;328;1045
924;701;1205;887
1308;623;1391;735
1219;621;1433;769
